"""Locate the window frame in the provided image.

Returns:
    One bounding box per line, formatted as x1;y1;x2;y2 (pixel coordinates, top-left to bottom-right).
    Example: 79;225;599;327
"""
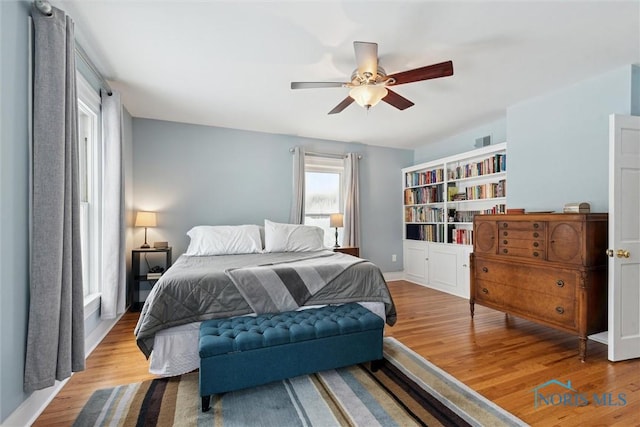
303;155;345;247
77;74;103;302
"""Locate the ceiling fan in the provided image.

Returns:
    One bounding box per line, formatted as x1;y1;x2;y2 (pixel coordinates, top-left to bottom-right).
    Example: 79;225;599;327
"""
291;41;453;114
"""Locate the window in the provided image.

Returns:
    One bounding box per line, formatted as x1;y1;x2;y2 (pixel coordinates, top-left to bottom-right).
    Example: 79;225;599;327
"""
304;155;344;247
77;75;102;299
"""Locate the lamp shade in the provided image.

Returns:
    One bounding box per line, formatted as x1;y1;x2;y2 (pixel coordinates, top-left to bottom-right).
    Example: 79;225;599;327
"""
349;84;388;109
330;213;344;228
135;211;157;227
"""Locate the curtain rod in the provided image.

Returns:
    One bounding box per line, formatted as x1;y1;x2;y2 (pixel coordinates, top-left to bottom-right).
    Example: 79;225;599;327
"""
33;1;114;96
289;148;362;160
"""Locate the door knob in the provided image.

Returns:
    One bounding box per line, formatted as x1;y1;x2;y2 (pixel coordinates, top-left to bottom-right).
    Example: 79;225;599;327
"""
616;249;631;259
606;249;614;257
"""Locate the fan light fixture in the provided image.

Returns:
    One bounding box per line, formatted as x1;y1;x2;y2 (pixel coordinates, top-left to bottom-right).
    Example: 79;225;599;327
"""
349;84;388;110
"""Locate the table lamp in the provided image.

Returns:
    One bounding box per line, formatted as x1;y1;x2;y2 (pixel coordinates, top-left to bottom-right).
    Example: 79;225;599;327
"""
329;213;344;248
135;211;157;248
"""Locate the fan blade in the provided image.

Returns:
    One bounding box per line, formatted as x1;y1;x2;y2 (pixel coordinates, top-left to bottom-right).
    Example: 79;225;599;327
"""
354;41;378;78
387;60;453;86
382;89;415;110
291;82;346;89
328;97;355;115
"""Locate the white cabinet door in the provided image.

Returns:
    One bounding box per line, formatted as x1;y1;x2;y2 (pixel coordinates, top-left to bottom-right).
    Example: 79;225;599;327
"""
403;240;428;284
427;243;469;298
457;246;473;299
608;114;640;361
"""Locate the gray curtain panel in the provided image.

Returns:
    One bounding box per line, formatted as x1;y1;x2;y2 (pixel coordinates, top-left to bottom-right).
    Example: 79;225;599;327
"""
289;146;306;224
343;153;360;247
25;6;85;392
100;90;126;319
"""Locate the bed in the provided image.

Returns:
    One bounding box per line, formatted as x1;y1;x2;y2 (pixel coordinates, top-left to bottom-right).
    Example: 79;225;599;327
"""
134;221;397;376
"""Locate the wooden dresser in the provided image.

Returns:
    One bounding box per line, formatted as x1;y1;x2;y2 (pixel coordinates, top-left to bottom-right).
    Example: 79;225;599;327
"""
470;213;608;360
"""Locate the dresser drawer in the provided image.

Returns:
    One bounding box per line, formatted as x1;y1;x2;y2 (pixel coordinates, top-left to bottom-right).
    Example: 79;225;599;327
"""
499;221;545;231
474;258;577;299
497;246;545;259
498;229;544;240
499;237;544;249
474;280;576;328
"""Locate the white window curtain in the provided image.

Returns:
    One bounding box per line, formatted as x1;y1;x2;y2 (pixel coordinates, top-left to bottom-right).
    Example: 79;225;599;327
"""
100;89;126;319
25;5;85;392
289;146;306;224
343;153;360;246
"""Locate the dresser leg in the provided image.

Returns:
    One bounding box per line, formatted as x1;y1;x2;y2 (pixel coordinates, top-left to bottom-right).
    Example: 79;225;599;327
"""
470;301;475;318
579;337;587;362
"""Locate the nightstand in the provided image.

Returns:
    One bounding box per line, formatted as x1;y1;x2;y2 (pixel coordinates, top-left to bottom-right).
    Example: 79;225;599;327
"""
334;246;359;257
131;247;172;311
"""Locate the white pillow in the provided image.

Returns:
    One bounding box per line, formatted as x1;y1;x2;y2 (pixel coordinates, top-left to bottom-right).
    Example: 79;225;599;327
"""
185;225;262;256
264;220;325;252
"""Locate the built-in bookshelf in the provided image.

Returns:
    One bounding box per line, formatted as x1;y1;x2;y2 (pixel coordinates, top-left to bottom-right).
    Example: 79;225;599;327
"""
402;142;507;246
402;143;507;298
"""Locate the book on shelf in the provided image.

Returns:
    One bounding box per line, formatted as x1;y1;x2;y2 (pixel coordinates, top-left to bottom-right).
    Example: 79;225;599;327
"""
448;153;507;180
406;168;444;187
146;272;162;279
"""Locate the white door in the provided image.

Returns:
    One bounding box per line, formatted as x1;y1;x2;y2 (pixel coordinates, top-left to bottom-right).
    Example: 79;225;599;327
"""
608;114;640;361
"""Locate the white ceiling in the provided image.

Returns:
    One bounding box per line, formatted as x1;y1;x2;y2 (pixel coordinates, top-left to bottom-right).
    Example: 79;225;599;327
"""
57;1;640;150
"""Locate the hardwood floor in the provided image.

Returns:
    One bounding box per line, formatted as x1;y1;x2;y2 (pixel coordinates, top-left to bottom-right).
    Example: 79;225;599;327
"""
34;280;639;426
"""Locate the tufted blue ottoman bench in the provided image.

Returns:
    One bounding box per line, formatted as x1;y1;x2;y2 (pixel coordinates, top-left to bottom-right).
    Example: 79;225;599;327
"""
199;303;384;411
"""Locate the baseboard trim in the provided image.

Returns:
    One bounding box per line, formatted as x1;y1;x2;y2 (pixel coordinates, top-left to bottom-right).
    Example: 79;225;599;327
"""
383;271;404;281
1;313;123;427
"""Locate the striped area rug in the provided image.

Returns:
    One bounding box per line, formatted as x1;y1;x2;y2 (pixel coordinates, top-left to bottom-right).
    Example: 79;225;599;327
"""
74;338;527;426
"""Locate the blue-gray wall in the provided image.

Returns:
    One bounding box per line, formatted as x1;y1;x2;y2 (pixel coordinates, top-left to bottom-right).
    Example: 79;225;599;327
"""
411;65;637;214
507;65;636;212
413;117;507;164
132;119;413;272
1;1;31;421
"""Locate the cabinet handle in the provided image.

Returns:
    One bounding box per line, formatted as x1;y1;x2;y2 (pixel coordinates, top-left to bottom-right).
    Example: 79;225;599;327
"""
482;288;489;294
482;267;488;273
555;306;565;314
556;279;565;287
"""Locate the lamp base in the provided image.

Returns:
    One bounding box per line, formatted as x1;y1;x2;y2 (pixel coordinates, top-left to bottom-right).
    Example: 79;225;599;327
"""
140;243;150;249
334;227;339;248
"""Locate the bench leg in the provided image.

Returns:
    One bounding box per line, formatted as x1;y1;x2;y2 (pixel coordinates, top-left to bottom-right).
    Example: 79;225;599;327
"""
202;395;211;412
370;359;385;372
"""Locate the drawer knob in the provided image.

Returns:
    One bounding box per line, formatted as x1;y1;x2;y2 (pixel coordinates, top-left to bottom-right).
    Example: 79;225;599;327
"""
555;306;565;314
534;223;540;229
503;240;508;244
533;232;539;238
503;231;508;236
482;267;489;273
533;242;539;247
533;251;539;257
503;249;509;254
482;288;489;294
502;223;508;228
556;279;565;287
